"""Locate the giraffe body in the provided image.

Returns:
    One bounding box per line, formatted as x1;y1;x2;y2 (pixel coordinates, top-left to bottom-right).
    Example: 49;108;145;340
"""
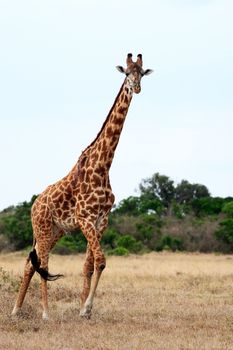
12;54;152;319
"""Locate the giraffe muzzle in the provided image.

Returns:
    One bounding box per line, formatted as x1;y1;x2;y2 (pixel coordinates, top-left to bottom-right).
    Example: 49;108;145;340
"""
134;84;141;94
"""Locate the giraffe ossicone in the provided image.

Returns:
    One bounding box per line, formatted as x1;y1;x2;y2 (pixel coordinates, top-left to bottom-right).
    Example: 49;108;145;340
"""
12;53;152;320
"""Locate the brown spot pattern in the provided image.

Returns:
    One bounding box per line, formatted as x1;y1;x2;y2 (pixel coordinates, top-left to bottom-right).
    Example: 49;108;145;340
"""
15;61;137;320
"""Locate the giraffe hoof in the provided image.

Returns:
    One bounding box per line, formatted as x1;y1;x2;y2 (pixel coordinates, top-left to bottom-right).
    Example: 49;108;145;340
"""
79;305;92;319
42;311;49;321
11;306;20;316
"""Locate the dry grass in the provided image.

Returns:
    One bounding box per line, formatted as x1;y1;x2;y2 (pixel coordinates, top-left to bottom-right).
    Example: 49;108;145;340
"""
0;252;233;350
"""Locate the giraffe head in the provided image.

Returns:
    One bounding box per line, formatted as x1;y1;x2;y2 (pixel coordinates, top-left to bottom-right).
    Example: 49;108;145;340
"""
116;53;153;94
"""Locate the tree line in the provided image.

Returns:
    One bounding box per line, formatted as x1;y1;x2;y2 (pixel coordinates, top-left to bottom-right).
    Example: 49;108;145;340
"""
0;173;232;254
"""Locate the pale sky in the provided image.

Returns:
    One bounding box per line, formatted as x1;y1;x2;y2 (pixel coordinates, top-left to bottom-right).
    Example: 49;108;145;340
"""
0;0;233;210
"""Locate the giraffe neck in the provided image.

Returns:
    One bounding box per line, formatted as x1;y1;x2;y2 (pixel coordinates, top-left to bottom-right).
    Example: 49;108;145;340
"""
83;78;133;170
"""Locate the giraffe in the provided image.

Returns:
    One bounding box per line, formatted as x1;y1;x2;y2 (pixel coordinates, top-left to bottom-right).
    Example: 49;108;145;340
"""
12;53;153;320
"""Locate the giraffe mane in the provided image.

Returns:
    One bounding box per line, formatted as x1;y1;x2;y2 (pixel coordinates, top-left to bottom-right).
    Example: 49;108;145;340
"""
81;79;126;154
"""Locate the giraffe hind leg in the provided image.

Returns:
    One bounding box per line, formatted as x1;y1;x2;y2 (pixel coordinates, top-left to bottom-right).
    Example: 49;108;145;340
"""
34;227;64;320
12;256;36;316
11;248;63;317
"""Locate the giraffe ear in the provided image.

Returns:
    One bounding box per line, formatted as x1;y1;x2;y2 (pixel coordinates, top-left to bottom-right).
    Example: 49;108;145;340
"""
116;66;126;74
143;69;153;76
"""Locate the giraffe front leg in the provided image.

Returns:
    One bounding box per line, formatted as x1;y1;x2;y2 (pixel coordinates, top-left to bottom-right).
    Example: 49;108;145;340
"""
80;243;94;309
79;249;105;319
78;219;106;319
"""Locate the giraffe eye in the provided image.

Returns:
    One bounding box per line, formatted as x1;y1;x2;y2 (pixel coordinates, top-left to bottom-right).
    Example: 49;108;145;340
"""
126;72;130;76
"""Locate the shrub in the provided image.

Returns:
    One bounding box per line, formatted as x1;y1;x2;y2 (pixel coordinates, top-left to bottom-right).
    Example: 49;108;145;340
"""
156;234;184;252
191;197;224;217
0;235;13;252
138;195;164;215
53;233;87;255
101;228;119;249
114;196;140;216
0;267;20;292
0;196;37;250
108;247;129;256
116;235;143;253
172;202;190;219
222;201;233;217
136;214;161;242
215;218;233;250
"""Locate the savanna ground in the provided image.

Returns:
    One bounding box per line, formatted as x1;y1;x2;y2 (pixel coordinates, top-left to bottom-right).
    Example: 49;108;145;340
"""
0;252;232;350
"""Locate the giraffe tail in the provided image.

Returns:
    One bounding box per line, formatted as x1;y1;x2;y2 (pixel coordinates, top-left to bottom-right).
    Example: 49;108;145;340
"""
29;248;63;281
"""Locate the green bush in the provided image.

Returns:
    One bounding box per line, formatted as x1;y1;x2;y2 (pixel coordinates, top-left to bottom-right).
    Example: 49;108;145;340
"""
108;247;129;256
117;235;135;249
114;196;141;216
172;202;190;219
138;195;164;215
0;196;37;250
222;201;233;217
215;218;233;250
53;232;87;255
156;234;184;252
136;214;161;242
191;197;224;217
101;228;119;249
116;235;143;253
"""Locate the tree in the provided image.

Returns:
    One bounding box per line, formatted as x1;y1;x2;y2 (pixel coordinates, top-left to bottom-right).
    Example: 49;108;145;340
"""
191;197;224;217
114;194;164;217
1;196;37;249
114;196;140;216
139;173;175;208
138;194;164;215
175;180;210;204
